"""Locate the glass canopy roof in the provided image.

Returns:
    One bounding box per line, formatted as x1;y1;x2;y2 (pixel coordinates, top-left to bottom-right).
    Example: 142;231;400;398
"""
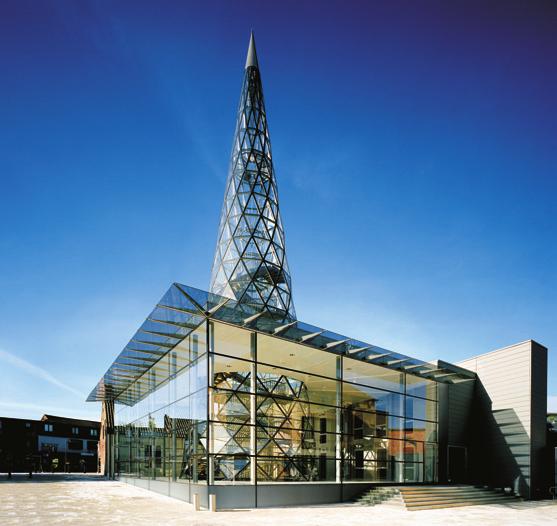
87;283;476;405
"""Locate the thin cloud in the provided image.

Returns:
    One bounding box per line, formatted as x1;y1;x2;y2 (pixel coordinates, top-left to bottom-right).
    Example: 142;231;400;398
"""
0;348;84;398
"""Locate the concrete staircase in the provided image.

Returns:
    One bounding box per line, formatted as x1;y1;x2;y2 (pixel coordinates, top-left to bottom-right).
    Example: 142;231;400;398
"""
398;485;520;511
354;487;403;507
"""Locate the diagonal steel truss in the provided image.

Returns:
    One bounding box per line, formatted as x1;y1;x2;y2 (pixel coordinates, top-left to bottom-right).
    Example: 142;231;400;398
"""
212;370;317;482
210;33;296;320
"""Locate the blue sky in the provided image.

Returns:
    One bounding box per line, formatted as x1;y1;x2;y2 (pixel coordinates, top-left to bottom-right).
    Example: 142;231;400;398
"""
0;0;555;421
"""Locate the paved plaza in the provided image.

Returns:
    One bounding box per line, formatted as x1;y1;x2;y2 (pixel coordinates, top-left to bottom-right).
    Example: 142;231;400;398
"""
0;475;556;525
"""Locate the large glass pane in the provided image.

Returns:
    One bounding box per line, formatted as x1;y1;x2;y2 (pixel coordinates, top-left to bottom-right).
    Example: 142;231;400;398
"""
343;356;404;393
405;419;437;442
213;322;252;360
190;388;207;424
169;396;189;483
153;363;170;413
212;454;251;483
191;455;208;482
210;423;251;455
257;396;337;432
168;362;191;402
405;396;437;422
115;428;131;476
211;388;251;424
403;462;423;482
257;456;336;482
343;382;404;417
257;425;337;458
211;355;252;392
134;416;154;479
405;374;438;401
167;324;208;401
172;322;208;375
170;396;207;484
188;323;208;358
257;364;339;407
190;354;208;395
404;440;424;462
258;334;337;379
424;443;438;483
343;436;404;463
343;410;405;440
343;459;403;482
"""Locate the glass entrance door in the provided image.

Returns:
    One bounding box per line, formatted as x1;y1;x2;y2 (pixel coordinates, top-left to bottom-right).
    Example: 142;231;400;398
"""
424;443;437;483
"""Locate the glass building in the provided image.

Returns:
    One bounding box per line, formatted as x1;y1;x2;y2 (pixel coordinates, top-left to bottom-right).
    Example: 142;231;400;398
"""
88;33;550;506
88;283;470;506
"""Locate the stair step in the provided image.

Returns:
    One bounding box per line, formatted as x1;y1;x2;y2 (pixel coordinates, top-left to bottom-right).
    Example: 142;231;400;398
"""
394;485;520;510
407;497;518;511
354;485;520;510
402;489;504;495
404;494;514;505
402;491;505;499
399;486;484;493
397;484;472;491
401;491;503;498
403;497;513;506
405;497;514;510
402;492;510;502
353;488;402;507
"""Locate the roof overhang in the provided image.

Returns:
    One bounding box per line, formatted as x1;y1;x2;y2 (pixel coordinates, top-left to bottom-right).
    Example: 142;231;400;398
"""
87;282;476;405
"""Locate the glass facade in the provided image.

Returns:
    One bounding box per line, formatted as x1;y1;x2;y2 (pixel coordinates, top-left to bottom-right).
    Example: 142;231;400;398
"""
209;33;295;320
114;320;438;485
115;324;208;482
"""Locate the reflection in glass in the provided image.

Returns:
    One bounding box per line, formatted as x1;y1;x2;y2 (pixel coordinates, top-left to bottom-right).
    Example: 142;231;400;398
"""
213;454;251;483
424;443;438;483
343;459;404;482
405;419;437;442
343;383;404;417
211;389;251;424
257;456;336;482
404;462;424;482
211;355;252;392
406;374;437;401
258;334;337;379
114;320;441;486
257;364;338;407
257;397;337;432
343;357;404;393
257;425;337;458
405;395;437;422
344;410;405;440
211;423;251;455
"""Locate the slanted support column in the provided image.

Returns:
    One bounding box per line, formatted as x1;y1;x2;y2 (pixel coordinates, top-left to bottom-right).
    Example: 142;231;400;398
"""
100;399;115;478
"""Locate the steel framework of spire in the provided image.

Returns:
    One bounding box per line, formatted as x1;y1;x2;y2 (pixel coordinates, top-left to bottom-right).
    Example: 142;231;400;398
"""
210;33;296;319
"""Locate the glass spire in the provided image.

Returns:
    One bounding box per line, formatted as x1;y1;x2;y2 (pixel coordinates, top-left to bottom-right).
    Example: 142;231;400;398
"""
210;33;296;320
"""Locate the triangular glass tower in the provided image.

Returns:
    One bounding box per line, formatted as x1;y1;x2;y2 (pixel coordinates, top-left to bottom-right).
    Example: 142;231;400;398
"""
210;33;296;320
